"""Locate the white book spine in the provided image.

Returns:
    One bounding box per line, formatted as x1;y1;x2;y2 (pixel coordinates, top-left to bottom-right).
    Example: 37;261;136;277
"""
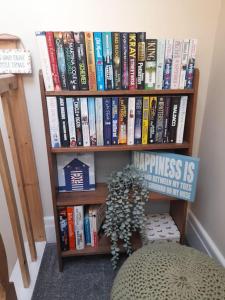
171;39;182;89
127;97;135;145
184;39;198;88
176;96;188;143
35;31;54;91
74;206;85;250
163;39;173;89
179;39;190;89
95;97;104;146
88;98;97;146
155;39;166;89
46;97;61;148
66;97;76;147
80;98;90;146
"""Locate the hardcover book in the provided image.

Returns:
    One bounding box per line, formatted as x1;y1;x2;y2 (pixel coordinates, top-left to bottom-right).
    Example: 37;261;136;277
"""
88;97;97;146
66;97;77;147
163;39;173;89
155;96;165;143
171;39;182;89
145;39;157;89
46;96;61;147
54;32;68;89
102;32;114;90
163;96;171;143
95;97;104;146
74;206;85;250
85;32;97;90
169;96;180;143
155;39;166;90
73;98;83;146
149;96;158;144
179;39;190;89
128;32;137;90
112;97;119;145
94;32;105;91
67;207;75;250
176;96;188;143
142;96;149;144
121;33;129;89
134;97;143;144
57;96;70;147
137;32;146;89
80;98;90;146
185;39;197;89
103;97;112;145
127;97;135;145
112;32;121;90
58;207;69;251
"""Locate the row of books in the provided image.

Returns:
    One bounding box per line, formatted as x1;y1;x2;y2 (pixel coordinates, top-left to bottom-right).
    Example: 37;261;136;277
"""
36;31;197;92
58;204;105;251
47;96;188;148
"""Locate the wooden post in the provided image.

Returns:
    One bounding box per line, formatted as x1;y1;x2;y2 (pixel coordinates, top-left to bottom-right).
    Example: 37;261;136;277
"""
0;129;30;288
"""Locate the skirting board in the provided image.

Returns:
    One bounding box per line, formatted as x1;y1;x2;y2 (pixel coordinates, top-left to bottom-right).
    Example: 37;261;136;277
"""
186;210;225;267
44;216;56;243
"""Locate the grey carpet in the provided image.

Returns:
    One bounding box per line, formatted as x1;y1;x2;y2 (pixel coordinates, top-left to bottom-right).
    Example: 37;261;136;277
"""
32;243;125;300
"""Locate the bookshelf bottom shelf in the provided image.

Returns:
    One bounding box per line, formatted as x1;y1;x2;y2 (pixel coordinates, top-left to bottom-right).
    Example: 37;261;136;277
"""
61;233;142;257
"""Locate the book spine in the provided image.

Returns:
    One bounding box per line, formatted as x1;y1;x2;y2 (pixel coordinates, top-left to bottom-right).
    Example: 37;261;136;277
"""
94;32;105;91
145;39;157;89
171;39;182;89
185;39;197;89
95;97;104;146
155;96;165;143
46;97;61;147
85;32;97;90
74;206;85;250
155;39;166;89
134;97;143;144
163;96;171;143
163;39;173;89
149;96;158;144
142;96;149;144
128;32;137;90
54;32;68;90
80;98;90;146
46;31;61;90
35;31;54;91
179;39;190;89
66;97;77;147
88;97;97;146
84;212;91;246
67;207;75;250
58;207;69;251
92;212;98;248
176;96;188;143
121;33;129;89
88;208;94;247
112;97;119;145
57;96;70;147
169;96;180;142
118;97;128;144
127;97;135;145
137;32;146;90
63;32;79;90
112;32;121;89
103;97;112;145
102;32;114;90
73;98;83;146
74;32;89;90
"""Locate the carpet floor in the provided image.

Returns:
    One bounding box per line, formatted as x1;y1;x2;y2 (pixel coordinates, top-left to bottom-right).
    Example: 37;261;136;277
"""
32;243;124;300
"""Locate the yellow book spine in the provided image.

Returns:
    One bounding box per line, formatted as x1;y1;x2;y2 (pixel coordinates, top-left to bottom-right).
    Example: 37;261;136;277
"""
142;96;149;144
149;96;158;143
85;32;97;91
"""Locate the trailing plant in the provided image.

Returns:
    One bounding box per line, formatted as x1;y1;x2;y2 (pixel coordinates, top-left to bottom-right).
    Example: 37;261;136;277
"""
103;165;149;269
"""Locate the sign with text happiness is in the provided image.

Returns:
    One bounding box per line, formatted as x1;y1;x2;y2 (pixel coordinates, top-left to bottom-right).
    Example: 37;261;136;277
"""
132;151;200;202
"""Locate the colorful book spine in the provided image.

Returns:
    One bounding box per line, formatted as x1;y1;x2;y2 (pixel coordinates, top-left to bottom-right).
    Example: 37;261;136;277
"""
163;39;173;89
155;96;165;143
163;96;171;143
185;39;197;89
54;32;68;90
88;97;97;146
84;210;91;246
80;98;90;146
176;96;188;143
46;97;61;147
134;97;143;144
74;206;85;250
102;32;114;90
94;32;104;91
35;32;54;91
142;96;150;144
74;32;89;90
155;39;166;89
118;97;128;144
127;97;135;145
85;32;97;90
169;96;180;142
58;207;69;251
137;32;146;89
66;97;77;147
57;96;70;147
67;207;75;250
149;96;158;144
88;207;94;247
179;39;190;89
145;39;157;89
46;31;61;90
63;32;79;90
95;97;104;146
103;98;112;145
91;209;98;248
121;33;129;89
112;32;121;90
128;32;137;90
112;97;119;145
171;39;182;89
73;98;83;146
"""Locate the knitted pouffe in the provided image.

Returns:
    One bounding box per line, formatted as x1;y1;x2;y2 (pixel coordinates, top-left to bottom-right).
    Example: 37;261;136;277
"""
111;243;225;300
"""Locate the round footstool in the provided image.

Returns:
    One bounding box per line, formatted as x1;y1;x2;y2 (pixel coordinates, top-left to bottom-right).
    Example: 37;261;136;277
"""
111;243;225;300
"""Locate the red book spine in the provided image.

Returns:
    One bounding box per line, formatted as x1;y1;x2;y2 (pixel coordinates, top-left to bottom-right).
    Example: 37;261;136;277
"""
46;31;61;91
67;207;76;250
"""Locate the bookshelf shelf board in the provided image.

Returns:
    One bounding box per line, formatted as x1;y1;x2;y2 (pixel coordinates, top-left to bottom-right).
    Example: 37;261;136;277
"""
56;183;177;207
51;142;190;153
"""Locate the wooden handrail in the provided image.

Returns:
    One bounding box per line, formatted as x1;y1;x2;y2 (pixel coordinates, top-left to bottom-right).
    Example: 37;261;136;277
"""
0;74;17;95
